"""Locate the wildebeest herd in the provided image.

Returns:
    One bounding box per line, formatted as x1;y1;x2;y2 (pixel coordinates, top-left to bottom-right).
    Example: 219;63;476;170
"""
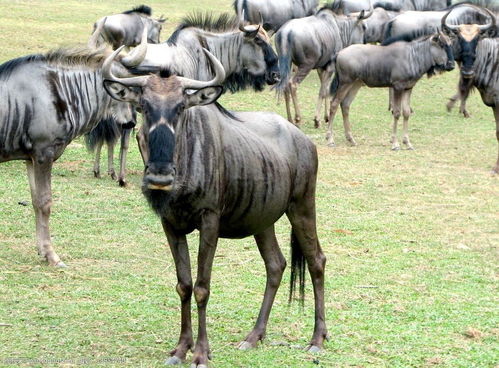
0;1;498;366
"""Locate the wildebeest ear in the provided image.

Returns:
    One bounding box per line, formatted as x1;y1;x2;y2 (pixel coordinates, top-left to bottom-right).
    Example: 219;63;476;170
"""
103;80;141;104
185;86;223;108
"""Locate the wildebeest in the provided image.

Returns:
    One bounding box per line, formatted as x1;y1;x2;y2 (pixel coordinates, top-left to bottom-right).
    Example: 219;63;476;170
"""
275;3;373;127
326;32;455;149
439;6;497;117
103;47;327;367
465;37;499;173
233;0;319;34
117;12;280;172
0;46;136;267
89;5;166;49
332;0;451;13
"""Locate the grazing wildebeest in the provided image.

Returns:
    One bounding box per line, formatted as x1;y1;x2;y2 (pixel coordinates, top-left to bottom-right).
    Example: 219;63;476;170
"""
326;32;455;149
233;0;319;35
87;5;165;185
120;12;280;169
89;5;165;49
0;46;136;267
466;37;499;173
331;0;450;13
275;3;373;127
103;47;327;367
440;6;497;117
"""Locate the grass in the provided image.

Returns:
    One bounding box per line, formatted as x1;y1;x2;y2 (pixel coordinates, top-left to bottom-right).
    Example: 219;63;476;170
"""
0;1;498;367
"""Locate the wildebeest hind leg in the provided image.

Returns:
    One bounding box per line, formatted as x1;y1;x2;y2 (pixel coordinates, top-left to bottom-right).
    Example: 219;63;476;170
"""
326;83;354;147
286;195;327;352
118;128;132;186
162;220;194;365
401;89;414;150
26;160;65;267
391;90;403;151
238;225;286;350
291;67;313;126
313;70;333;129
341;81;363;146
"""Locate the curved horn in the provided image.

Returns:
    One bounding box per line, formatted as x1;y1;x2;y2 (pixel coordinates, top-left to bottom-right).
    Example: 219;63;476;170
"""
238;9;261;33
102;46;149;87
441;9;459;32
177;49;226;90
121;25;148;67
477;7;496;32
360;0;374;19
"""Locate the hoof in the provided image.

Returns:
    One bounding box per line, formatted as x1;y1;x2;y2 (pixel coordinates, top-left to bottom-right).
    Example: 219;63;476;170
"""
313;119;321;129
190;365;208;368
391;146;400;151
54;261;67;268
93;172;101;179
118;179;127;187
110;173;117;181
238;341;254;350
165;356;183;365
327;142;336;148
306;345;322;354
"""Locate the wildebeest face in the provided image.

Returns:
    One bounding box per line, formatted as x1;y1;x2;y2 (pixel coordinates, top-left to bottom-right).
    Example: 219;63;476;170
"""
430;33;455;71
103;48;225;192
147;17;166;44
240;28;280;84
441;5;496;78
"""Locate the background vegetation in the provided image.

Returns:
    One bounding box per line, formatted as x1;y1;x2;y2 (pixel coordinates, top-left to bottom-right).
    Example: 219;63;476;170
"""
0;1;497;367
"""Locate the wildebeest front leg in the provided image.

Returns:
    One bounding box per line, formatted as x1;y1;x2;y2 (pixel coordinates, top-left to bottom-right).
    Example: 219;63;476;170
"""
391;90;403;151
106;141;116;180
191;211;220;368
162;220;194;365
93;141;103;178
26;160;65;267
238;225;286;350
493;106;499;174
136;125;149;166
117;127;132;186
286;197;327;352
401;89;414;150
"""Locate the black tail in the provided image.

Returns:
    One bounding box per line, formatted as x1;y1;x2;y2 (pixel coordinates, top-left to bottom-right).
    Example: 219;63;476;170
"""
289;229;306;306
274;31;292;95
329;72;340;97
85;117;121;152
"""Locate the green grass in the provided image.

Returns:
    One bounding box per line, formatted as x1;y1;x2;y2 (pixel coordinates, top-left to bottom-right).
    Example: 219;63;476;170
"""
0;1;498;367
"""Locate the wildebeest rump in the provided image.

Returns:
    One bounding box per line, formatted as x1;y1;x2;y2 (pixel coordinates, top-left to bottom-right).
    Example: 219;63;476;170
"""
89;5;165;49
102;47;327;367
0;47;135;267
233;0;319;34
275;3;373;127
326;33;455;149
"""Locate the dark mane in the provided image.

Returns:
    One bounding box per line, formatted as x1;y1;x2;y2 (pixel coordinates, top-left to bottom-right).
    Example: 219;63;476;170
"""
382;32;432;46
0;54;45;80
122;5;152;16
175;11;239;33
223;70;267;93
44;46;108;68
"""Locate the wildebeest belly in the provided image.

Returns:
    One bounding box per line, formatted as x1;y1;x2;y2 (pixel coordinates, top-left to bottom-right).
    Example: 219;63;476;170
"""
217;112;299;238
